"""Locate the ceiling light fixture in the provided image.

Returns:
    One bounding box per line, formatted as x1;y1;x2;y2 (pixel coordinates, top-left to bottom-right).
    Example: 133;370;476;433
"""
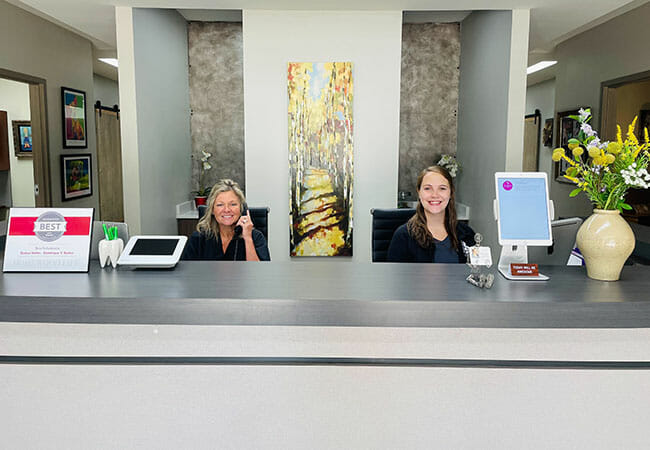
527;60;557;75
98;58;118;68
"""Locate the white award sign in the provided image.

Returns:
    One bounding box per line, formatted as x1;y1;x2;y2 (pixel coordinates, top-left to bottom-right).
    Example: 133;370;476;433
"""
3;208;94;272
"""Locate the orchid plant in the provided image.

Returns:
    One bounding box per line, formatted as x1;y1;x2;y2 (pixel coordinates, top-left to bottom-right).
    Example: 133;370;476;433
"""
437;154;460;178
551;108;649;212
194;149;213;196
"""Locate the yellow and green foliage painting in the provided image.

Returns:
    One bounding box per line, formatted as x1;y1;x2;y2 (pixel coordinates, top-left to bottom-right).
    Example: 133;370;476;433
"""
288;62;354;256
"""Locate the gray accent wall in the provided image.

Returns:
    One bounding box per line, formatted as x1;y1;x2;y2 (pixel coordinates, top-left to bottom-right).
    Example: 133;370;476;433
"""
131;8;191;234
188;22;245;193
456;11;514;248
399;23;460;198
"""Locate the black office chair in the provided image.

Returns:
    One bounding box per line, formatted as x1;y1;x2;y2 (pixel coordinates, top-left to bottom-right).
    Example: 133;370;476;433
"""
371;208;415;262
197;205;270;240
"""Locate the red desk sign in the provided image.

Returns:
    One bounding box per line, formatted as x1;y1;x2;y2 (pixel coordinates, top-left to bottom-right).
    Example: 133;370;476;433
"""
510;263;539;276
3;208;94;272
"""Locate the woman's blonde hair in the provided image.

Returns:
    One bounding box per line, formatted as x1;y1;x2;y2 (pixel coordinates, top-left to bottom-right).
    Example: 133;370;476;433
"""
196;179;246;237
407;165;460;251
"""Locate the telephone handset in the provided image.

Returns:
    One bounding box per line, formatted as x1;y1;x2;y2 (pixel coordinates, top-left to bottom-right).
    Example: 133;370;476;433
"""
234;202;249;237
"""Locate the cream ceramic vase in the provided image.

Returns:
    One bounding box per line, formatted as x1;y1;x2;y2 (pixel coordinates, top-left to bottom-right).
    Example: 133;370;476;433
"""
576;209;635;281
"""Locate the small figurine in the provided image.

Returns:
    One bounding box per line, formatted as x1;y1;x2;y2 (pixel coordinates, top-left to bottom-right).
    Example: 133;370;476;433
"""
465;233;494;289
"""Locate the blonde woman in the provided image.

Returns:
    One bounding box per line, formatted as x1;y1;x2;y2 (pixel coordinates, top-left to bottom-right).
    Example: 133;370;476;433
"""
387;166;475;263
182;179;270;261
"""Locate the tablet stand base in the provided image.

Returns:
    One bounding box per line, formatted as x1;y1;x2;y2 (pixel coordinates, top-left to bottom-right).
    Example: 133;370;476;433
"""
498;245;549;281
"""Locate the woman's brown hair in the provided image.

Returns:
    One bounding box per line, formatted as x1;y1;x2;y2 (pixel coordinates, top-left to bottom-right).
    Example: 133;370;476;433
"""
406;165;460;251
196;179;246;237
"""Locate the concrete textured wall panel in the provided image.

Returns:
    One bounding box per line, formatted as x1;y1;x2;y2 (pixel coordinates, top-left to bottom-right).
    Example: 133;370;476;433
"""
399;23;460;198
188;22;245;193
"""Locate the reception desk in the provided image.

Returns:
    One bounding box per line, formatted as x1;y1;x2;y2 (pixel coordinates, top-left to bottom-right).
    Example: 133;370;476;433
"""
2;262;650;447
1;262;650;328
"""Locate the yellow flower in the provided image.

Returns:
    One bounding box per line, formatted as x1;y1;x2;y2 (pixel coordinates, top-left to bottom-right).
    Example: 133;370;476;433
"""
566;166;579;177
605;153;615;164
627;117;638;145
568;142;579;150
571;147;583;158
616;125;622;144
606;142;621;154
588;146;601;158
552;148;565;162
645;127;649;144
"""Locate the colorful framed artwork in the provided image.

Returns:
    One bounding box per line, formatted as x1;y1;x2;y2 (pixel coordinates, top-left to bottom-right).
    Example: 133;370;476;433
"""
554;108;587;183
288;62;354;257
61;86;87;148
61;154;92;201
12;120;32;157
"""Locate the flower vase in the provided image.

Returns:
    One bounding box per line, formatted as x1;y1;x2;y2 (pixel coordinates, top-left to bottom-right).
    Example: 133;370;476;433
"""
576;209;635;281
194;196;207;208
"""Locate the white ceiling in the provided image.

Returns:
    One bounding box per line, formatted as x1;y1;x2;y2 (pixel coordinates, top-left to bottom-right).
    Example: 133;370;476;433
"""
6;0;648;82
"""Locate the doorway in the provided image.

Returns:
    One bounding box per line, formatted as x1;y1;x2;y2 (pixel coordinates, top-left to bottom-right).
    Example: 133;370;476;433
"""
0;68;51;208
601;70;650;224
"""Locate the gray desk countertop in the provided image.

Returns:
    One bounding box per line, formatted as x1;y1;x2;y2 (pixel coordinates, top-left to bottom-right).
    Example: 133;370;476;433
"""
1;262;649;328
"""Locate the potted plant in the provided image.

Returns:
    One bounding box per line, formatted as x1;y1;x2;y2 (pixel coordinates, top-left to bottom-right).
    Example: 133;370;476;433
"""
193;149;212;207
437;154;460;178
552;108;649;280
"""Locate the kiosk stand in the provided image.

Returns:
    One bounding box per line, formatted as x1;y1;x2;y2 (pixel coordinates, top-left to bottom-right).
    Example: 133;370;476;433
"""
494;172;554;281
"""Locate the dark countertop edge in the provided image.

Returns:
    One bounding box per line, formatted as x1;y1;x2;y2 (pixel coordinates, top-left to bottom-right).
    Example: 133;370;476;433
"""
2;296;650;329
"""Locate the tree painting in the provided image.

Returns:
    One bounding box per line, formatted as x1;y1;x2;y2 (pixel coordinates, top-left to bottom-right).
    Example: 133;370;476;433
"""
288;62;353;256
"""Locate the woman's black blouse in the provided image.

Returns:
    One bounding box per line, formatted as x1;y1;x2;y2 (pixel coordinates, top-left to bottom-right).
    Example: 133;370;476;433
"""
386;222;476;263
182;229;271;261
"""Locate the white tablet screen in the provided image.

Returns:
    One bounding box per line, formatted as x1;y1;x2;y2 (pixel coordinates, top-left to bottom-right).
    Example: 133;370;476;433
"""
497;176;550;241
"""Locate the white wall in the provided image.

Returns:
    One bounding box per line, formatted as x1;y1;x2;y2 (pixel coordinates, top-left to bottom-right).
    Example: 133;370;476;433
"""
0;78;34;207
93;74;119;108
116;8;192;234
526;79;592;219
0;0;97;208
456;10;530;248
243;11;402;262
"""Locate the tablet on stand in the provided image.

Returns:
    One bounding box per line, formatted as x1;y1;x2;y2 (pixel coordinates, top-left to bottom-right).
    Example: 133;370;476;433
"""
494;172;554;281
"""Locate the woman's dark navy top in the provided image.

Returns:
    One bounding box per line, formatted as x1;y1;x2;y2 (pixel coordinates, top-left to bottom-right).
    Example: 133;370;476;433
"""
182;229;271;261
386;222;476;263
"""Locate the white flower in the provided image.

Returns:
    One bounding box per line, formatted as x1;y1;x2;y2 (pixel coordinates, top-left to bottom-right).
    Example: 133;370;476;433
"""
203;161;212;170
437;154;460;177
580;123;596;137
578;108;590;121
201;152;211;162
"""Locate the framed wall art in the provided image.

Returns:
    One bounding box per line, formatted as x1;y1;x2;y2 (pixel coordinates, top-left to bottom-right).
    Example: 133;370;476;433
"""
61;154;92;201
287;62;354;257
554;108;587;183
542;118;553;147
12;120;33;157
61;86;88;148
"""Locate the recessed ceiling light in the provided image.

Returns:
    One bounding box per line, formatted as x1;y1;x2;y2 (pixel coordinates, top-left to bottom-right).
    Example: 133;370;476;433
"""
527;60;557;75
98;58;118;68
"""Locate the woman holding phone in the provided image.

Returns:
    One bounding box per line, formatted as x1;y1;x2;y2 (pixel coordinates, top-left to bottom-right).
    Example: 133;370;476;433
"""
387;165;475;263
182;179;270;261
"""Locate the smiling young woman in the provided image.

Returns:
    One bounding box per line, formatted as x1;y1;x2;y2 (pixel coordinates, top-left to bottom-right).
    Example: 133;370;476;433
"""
387;166;476;263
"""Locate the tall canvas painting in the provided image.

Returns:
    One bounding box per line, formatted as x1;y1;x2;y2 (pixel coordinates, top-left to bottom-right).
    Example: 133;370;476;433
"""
288;62;354;256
